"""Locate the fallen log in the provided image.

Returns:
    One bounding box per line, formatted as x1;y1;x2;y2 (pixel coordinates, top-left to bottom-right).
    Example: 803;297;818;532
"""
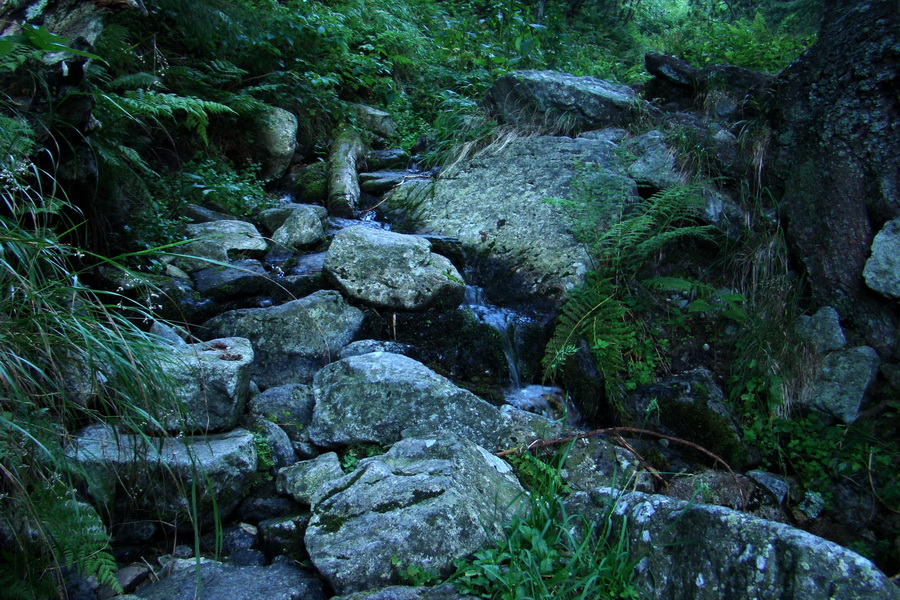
327;128;365;217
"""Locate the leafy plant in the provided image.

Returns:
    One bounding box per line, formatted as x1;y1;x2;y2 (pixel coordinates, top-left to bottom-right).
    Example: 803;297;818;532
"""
450;446;642;600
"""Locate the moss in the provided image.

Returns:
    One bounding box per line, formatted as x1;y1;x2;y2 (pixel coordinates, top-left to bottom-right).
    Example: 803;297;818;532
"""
658;396;748;468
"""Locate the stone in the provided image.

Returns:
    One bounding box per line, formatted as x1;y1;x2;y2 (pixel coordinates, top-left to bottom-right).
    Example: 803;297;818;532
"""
864;218;900;299
254;105;298;180
331;586;473;600
270;204;328;249
809;346;881;424
131;559;324;600
191;259;281;301
349;103;398;139
258;203;327;234
665;470;756;511
566;489;900;600
365;149;411;171
325;226;466;310
747;470;790;506
248;383;315;444
309;352;506;450
795;306;847;354
484;70;644;133
244;417;297;469
338;339;421;360
280;162;328;204
68;426;257;529
305;432;526;594
159;337;253;433
176;220;268;273
561;436;655;494
277;452;345;507
202;290;365;387
624;130;684;190
384;135;630;304
257;514;310;560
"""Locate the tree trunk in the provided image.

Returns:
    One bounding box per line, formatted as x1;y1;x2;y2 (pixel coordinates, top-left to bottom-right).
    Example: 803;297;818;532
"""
327;128;365;218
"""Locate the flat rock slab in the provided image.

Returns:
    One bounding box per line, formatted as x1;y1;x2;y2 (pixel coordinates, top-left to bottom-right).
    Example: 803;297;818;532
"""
309;352;506;450
566;489;900;600
485;70;644;133
306;432;526;594
132;558;324;600
385;135;632;303
202;290;365;387
68;426;257;529
324;226;465;310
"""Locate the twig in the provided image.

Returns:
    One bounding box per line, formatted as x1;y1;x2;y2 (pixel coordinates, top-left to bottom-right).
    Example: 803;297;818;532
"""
497;426;746;510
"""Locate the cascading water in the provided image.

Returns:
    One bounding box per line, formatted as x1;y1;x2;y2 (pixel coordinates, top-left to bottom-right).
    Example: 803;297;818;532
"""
463;285;576;422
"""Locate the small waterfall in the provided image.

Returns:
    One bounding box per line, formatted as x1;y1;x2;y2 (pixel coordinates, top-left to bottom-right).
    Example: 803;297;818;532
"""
463;286;575;422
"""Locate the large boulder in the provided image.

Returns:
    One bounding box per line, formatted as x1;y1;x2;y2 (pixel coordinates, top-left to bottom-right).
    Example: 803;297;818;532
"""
766;0;899;352
324;226;466;310
308;352;506;450
269;204;328;250
253;105;298;180
566;489;900;600
305;433;527;594
484;71;645;133
385;135;634;305
68;426;257;529
202;290;365;387
159;337;253;433
863;217;900;300
808;346;881;424
175;220;268;273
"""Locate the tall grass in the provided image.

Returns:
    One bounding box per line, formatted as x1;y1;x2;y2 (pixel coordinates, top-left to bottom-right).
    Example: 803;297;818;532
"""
0;152;175;598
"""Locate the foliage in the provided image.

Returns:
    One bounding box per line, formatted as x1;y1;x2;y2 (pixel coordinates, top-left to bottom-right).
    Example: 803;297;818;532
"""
650;11;815;72
339;443;388;471
450;446;642;599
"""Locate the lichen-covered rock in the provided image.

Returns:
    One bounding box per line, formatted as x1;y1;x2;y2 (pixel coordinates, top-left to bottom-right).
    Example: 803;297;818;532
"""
68;426;257;529
561;435;655;494
305;433;526;594
864;218;900;300
270;204;328;249
160;337;253;432
624;130;683;190
384;135;630;304
308;352;506;450
331;586;474;600
202;290;365;387
191;259;282;301
248;383;315;443
281;162;329;204
277;452;345;507
131;558;324;600
566;489;900;600
176;220;268;273
338;339;421;360
254;105;298;180
485;71;644;133
324;226;466;310
808;346;881;424
349;103;399;139
795;306;847;354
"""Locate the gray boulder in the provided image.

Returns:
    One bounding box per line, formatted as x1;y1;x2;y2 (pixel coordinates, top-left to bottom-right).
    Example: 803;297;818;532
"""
566;489;900;600
485;70;644;133
202;290;365;387
254;106;298;180
339;339;420;360
176;220;268;273
271;204;328;249
809;346;881;423
864;217;900;299
160;337;253;432
349;103;399;139
277;452;345;506
68;426;257;529
309;352;506;450
324;226;466;310
385;135;631;303
332;586;473;600
795;306;847;354
191;259;281;301
132;558;324;600
305;433;527;594
624;130;684;190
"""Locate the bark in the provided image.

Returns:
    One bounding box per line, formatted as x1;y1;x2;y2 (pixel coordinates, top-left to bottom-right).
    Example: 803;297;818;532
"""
327;128;365;218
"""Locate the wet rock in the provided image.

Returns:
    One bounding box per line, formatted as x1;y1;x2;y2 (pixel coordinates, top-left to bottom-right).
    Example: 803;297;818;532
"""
485;70;644;133
248;383;315;446
795;306;847;354
202;290;365;387
365;149;411;171
325;226;466;310
277;452;345;507
309;352;506;450
131;558;324;600
68;426;257;530
624;130;684;190
808;346;880;423
191;259;281;301
160;337;253;432
176;221;268;273
566;489;900;600
339;339;421;360
305;432;526;594
864;218;900;300
359;170;417;195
